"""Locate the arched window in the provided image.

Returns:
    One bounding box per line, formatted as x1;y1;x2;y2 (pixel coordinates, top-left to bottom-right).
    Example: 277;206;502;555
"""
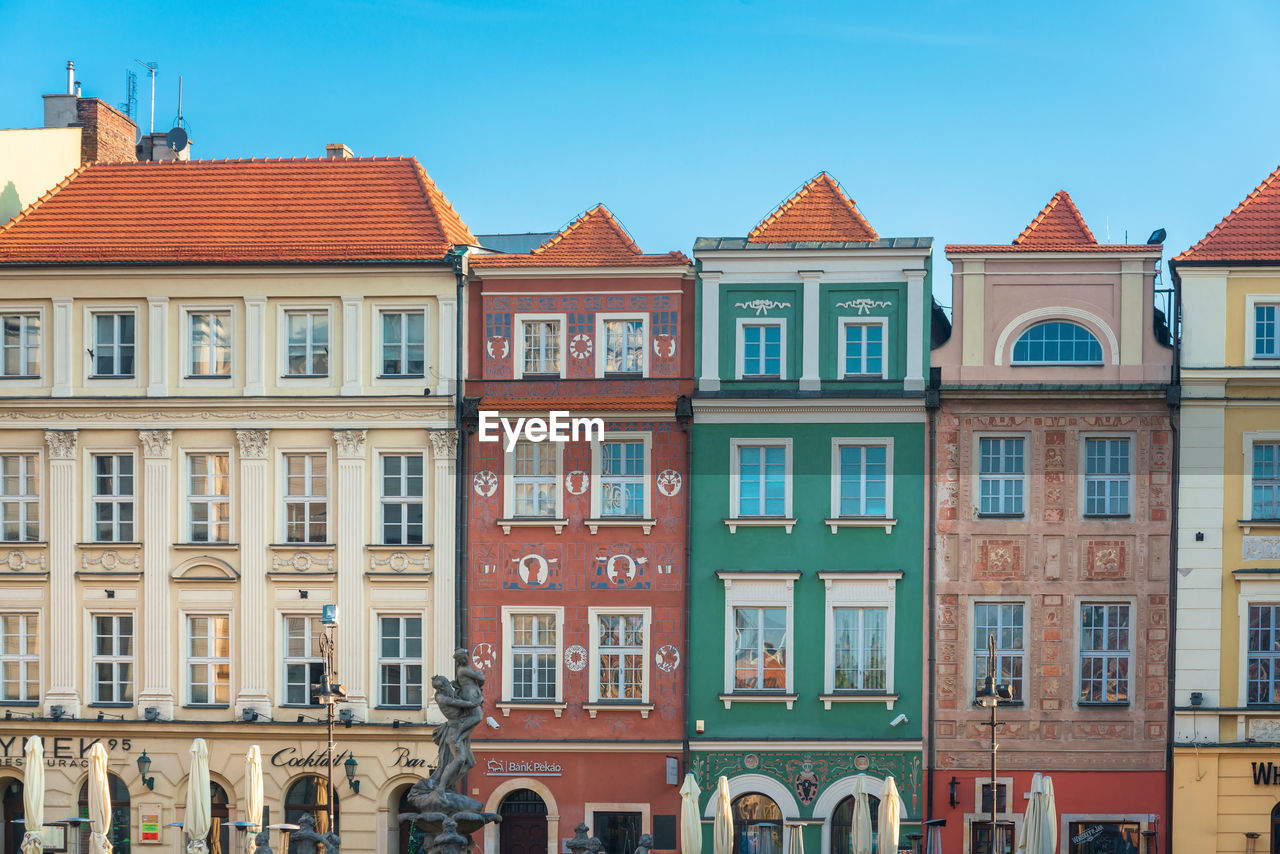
389;784;427;854
78;773;131;854
283;776;339;854
209;781;230;854
3;776;24;854
732;793;783;854
1011;321;1102;365
829;794;881;854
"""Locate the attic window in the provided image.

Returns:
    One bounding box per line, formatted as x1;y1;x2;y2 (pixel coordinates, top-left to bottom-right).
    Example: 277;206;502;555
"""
1011;321;1102;365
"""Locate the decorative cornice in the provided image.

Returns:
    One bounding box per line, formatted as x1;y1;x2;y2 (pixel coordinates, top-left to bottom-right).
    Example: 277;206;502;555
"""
428;429;458;461
332;429;368;459
138;429;173;458
44;430;77;459
236;429;270;459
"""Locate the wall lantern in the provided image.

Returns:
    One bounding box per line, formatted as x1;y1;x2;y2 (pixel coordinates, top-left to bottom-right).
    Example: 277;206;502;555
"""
948;776;959;808
343;755;359;794
137;750;155;790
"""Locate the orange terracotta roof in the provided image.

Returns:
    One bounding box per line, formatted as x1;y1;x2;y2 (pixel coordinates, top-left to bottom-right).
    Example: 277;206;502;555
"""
470;204;689;269
947;190;1159;254
0;157;475;265
479;395;674;412
1176;163;1280;262
747;173;878;243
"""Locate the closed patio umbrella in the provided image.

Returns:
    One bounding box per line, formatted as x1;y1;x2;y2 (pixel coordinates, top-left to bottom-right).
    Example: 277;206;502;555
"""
679;774;702;854
713;776;733;854
877;777;902;854
21;736;43;854
1017;773;1058;854
184;738;212;854
87;743;112;854
244;745;264;851
849;777;872;854
1043;775;1057;854
787;824;803;854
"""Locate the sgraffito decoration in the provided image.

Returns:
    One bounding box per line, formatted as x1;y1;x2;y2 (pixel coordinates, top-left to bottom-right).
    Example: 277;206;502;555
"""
591;545;651;590
502;544;563;590
473;470;498;498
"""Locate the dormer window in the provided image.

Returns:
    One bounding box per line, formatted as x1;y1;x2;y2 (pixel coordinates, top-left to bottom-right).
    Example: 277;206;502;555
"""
1011;320;1103;365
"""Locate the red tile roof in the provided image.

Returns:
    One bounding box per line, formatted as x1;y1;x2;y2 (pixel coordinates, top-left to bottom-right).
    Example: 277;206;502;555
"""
0;157;475;265
1176;163;1280;262
470;204;689;269
479;395;674;412
947;190;1159;254
747;173;878;243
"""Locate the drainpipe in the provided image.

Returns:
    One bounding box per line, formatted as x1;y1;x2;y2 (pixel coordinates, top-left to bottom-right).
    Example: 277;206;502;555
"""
450;248;468;650
677;395;694;777
925;369;940;832
1165;261;1183;854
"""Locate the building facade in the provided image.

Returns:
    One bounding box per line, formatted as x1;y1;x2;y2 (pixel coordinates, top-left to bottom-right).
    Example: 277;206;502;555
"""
462;207;695;854
0;156;473;854
1172;164;1280;852
688;174;931;854
931;192;1172;854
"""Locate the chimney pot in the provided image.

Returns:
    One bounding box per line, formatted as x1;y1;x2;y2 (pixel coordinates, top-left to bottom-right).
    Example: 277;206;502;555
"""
66;60;75;95
325;143;354;160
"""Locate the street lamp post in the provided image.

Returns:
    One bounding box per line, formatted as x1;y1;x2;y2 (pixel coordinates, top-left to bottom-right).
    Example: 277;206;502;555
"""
975;632;1013;854
316;606;346;837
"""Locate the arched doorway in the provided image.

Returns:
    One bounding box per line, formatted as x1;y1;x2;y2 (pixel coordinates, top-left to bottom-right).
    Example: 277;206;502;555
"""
1272;802;1280;854
388;784;426;854
209;781;230;854
829;794;882;854
732;793;783;854
78;773;130;854
284;776;339;854
499;789;548;854
1;777;22;854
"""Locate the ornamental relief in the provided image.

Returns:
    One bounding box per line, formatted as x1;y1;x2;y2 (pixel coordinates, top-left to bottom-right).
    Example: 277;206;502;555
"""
82;549;141;572
834;298;892;315
1244;537;1280;561
332;429;367;458
3;549;47;573
270;552;335;573
44;430;77;459
368;550;431;574
138;429;173;457
734;299;792;316
236;429;270;458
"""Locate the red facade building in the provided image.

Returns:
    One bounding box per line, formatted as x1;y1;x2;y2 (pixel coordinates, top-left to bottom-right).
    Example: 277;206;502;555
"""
462;207;694;854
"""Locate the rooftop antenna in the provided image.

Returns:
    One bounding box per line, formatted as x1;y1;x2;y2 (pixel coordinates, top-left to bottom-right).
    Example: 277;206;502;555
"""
166;76;189;153
119;69;137;121
134;60;157;133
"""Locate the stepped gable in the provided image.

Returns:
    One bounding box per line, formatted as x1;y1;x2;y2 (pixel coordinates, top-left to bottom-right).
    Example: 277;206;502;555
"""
469;204;689;268
0;157;475;264
1176;163;1280;262
747;172;878;243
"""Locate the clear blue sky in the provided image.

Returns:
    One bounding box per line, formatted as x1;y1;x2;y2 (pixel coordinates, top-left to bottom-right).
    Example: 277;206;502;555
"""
3;0;1279;298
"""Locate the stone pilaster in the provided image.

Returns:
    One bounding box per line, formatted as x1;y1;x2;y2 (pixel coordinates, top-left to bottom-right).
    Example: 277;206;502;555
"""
43;429;79;716
51;298;73;398
799;270;823;390
428;429;457;724
243;297;267;396
235;429;272;715
146;297;169;396
698;271;722;392
137;429;174;717
436;296;457;397
904;268;926;391
340;296;363;396
333;428;369;716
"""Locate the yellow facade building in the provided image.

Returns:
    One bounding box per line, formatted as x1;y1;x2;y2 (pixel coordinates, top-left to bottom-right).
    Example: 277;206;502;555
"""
1173;164;1280;852
0;156;475;854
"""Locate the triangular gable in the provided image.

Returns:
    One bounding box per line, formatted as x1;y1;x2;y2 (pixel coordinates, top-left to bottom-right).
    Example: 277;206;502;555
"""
748;173;878;243
1176;163;1280;262
1014;190;1097;247
531;204;644;262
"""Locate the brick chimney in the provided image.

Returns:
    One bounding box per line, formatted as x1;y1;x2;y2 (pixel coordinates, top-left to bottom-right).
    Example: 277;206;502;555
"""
326;143;354;160
75;99;137;163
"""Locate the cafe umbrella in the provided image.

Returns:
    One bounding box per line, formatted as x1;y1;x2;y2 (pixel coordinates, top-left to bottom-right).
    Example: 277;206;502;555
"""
679;773;702;854
713;776;733;854
244;745;264;852
21;736;44;854
184;738;212;854
87;742;112;854
877;777;902;854
849;776;873;854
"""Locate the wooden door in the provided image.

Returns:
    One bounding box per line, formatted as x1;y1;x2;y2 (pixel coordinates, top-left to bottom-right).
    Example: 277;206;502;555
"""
500;814;547;854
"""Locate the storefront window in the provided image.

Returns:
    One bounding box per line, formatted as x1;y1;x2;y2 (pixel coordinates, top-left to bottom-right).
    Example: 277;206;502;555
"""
594;811;642;854
969;821;1014;854
731;794;782;854
1067;820;1141;854
284;775;339;854
78;774;130;854
830;794;880;854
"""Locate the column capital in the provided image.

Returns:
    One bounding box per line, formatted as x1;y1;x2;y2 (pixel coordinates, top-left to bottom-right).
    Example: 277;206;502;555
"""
236;429;271;459
138;429;173;458
428;429;457;461
902;268;928;283
332;429;368;459
44;429;78;459
797;269;825;284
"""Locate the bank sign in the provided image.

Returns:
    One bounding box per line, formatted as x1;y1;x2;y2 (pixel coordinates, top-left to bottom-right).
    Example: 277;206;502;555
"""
485;758;563;777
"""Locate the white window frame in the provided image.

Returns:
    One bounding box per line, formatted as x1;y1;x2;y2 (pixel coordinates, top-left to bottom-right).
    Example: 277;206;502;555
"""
88;610;135;705
280;613;324;707
374;306;429;380
87;450;137;543
587;606;652;705
1242;431;1280;525
595;313;649;377
513;313;566;379
1079;434;1134;518
1076;600;1134;706
837;317;889;379
501;439;564;520
728;438;793;520
183;307;234;380
276;304;334;382
374;612;425;709
1236;580;1280;706
820;572;900;708
589;432;652;520
184;450;232;544
0;307;43;383
1247;294;1280;365
0;612;41;703
969;597;1030;705
829;438;894;519
718;572;798;704
84;305;140;384
279;450;331;544
183;611;232;707
378;452;426;545
0;450;42;543
500;605;565;704
973;433;1029;518
735;318;786;380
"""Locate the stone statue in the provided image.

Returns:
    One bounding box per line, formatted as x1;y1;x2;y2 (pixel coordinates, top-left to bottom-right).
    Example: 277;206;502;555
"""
252;830;272;854
292;813;339;854
588;838;605;853
634;834;654;854
566;824;593;854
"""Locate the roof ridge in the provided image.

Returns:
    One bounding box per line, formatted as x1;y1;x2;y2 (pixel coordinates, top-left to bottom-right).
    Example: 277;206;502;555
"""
1175;163;1280;261
747;172;878;243
0;162;92;233
407;158;476;247
92;156;419;166
1013;190;1097;245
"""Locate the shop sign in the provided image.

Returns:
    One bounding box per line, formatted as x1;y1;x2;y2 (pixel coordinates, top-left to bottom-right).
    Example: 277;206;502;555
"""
138;805;162;844
485;758;562;777
0;736;125;768
270;747;351;768
392;747;430;769
1252;761;1280;784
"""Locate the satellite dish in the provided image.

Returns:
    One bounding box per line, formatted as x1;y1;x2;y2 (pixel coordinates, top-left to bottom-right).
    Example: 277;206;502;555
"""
167;126;188;152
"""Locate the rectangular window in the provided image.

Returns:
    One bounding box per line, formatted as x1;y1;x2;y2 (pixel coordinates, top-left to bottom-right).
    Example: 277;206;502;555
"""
510;613;557;701
91;454;134;542
973;603;1024;702
0;454;39;542
1080;603;1130;704
284;453;327;543
842;322;884;377
1248;604;1280;704
596;614;644;700
979;438;1024;516
593;812;643;854
1066;821;1142;854
285;310;329;377
737;444;786;517
1084;438;1130;516
381;455;424;545
378;616;423;707
603;319;644;374
92;614;133;704
512;442;558;517
1257;304;1279;358
601;441;645;517
837;444;887;517
0;314;40;378
522;320;561;376
832;607;887;692
92;312;135;377
741;323;782;377
1254;443;1280;520
381;311;426;377
187;453;230;543
187;615;230;706
0;614;39;702
283;616;323;706
188;312;231;377
733;606;787;691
